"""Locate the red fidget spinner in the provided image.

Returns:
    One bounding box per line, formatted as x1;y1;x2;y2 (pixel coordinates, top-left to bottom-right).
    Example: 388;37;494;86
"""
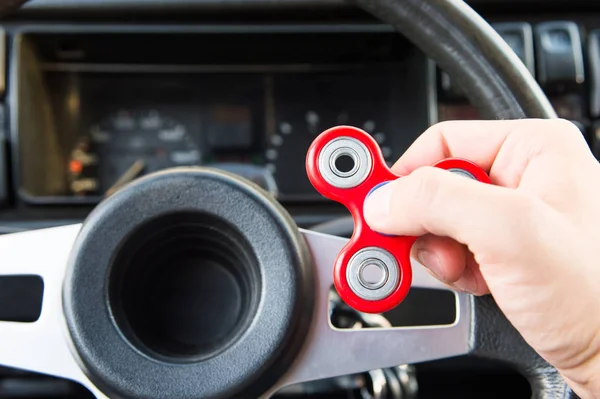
306;125;491;314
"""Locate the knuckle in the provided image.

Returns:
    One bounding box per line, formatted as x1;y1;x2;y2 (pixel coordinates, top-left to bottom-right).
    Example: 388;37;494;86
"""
422;120;460;140
546;118;584;143
540;118;584;144
510;118;587;156
553;118;582;134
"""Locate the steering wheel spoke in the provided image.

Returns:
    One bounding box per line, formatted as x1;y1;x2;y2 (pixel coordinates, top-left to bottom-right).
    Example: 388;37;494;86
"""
0;224;104;397
268;230;471;394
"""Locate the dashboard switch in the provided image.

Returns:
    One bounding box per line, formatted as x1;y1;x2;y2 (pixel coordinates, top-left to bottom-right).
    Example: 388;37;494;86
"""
587;31;600;117
0;107;6;207
492;22;535;77
535;21;584;90
591;122;600;160
0;30;5;97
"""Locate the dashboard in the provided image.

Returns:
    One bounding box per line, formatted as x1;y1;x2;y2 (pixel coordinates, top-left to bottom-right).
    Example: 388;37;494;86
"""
13;31;430;205
0;0;598;398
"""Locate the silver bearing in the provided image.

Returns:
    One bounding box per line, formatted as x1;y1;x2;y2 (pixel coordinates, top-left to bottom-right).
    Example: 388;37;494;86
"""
447;168;476;180
318;136;372;189
329;147;360;178
357;258;388;290
347;247;399;301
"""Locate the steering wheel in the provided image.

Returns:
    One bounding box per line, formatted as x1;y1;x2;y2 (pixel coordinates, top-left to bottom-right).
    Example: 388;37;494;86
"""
0;0;574;398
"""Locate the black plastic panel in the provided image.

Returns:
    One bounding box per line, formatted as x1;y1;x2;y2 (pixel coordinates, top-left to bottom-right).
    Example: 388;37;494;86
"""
16;0;600;13
589;30;600;118
20;0;345;12
534;21;585;91
0;111;6;208
0;275;44;322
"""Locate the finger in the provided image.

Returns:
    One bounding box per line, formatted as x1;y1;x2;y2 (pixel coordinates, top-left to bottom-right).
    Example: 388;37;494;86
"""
391;119;522;176
391;119;586;187
363;166;552;260
411;234;466;283
449;252;490;296
411;235;490;296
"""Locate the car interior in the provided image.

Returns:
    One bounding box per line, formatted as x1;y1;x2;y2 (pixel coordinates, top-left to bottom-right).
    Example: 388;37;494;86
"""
0;0;593;398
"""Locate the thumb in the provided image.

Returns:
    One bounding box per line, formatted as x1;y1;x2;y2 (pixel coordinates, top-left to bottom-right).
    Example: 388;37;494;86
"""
362;166;550;262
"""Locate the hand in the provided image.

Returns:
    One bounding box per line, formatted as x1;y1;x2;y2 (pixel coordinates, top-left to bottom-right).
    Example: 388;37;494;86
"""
363;119;600;398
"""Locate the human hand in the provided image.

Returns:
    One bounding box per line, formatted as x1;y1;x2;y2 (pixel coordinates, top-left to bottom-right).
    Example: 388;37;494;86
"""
362;119;600;398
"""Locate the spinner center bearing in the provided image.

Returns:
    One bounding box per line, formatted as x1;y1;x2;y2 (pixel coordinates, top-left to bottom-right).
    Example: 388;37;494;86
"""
62;168;314;399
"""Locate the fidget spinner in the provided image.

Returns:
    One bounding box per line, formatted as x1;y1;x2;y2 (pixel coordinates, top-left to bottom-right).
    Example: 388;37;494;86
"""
306;125;491;313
